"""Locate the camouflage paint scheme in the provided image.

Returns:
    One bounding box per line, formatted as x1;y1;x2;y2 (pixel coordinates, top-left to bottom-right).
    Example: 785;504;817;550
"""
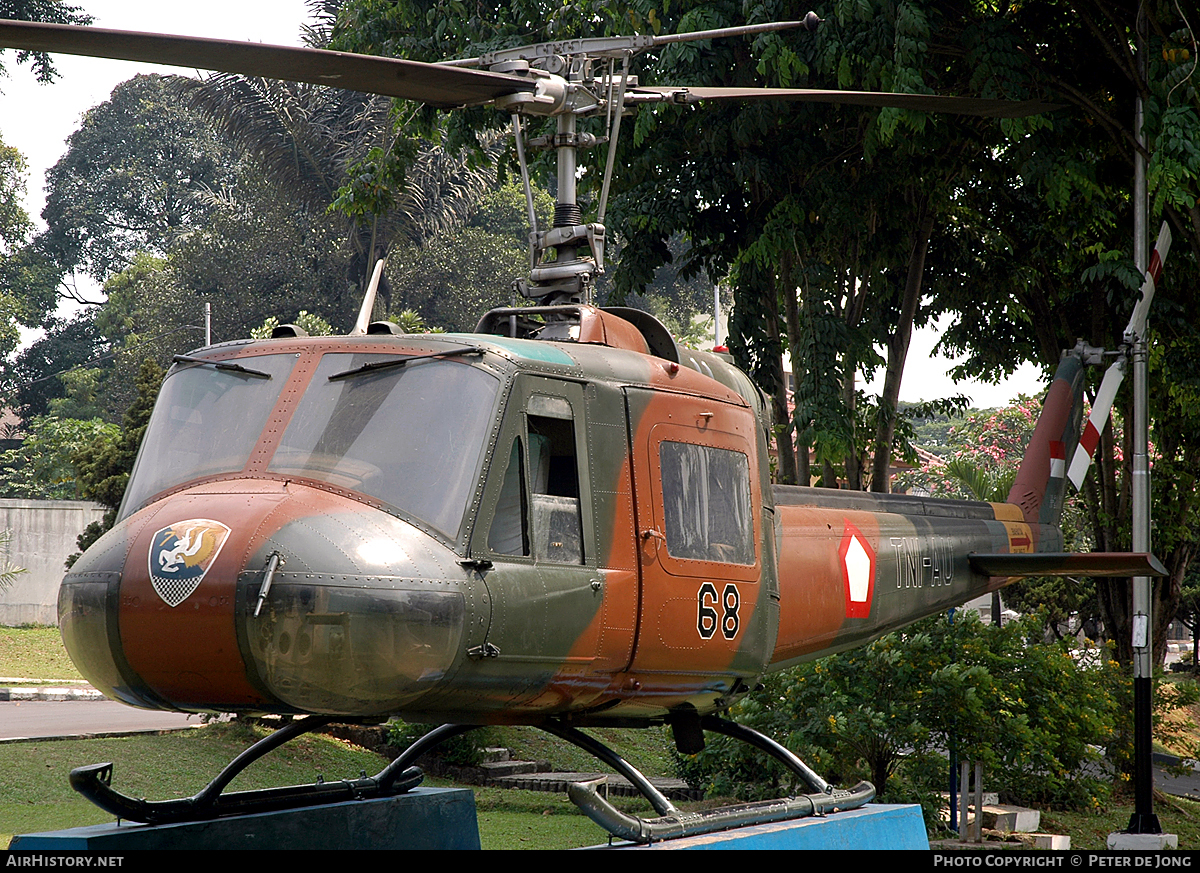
59;306;1084;727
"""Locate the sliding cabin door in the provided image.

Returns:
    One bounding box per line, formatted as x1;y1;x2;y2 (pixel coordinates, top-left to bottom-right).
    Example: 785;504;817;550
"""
624;388;773;682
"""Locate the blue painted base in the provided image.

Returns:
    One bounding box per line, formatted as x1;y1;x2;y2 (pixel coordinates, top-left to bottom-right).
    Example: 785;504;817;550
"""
597;804;929;850
8;787;480;851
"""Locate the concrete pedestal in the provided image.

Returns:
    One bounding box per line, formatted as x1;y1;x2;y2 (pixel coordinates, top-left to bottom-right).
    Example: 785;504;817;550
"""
8;787;479;851
1107;831;1180;850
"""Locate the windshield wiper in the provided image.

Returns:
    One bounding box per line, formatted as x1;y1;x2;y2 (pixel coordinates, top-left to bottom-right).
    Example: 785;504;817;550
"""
172;354;272;379
328;346;486;382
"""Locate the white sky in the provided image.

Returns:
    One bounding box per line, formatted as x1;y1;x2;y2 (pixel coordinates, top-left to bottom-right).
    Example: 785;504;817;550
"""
0;0;1046;407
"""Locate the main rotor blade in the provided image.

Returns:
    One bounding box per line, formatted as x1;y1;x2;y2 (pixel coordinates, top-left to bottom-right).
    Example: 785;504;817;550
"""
628;86;1060;118
0;19;534;108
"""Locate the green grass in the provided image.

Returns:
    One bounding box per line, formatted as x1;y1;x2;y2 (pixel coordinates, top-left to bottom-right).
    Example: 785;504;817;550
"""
1038;796;1200;849
0;625;83;682
474;723;677;777
0;721;391;844
0;722;657;849
5;719;1200;849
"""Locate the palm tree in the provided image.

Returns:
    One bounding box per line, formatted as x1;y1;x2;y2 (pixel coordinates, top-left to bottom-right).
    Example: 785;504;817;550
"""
941;457;1017;505
941;456;1016;625
0;529;26;593
178;71;502;319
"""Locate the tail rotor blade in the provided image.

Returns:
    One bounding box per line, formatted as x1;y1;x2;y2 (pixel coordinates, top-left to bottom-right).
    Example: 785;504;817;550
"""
1068;220;1174;489
1125;222;1173;343
1067;358;1126;489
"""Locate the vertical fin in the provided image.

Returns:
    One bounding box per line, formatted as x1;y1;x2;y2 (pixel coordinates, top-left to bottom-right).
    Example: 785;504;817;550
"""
1006;349;1087;528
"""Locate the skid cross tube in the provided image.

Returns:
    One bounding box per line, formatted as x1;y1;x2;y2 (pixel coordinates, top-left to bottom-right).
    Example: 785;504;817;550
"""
70;716;424;824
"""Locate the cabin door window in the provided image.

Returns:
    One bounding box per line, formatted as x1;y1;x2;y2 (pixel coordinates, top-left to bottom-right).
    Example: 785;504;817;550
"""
659;441;754;565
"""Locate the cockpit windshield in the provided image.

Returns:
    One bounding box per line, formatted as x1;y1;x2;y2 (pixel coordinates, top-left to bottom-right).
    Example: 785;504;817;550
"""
120;353;298;517
267;353;499;539
121;350;502;542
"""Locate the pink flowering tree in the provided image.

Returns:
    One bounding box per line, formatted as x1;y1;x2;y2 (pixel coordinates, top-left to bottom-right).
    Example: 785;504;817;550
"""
901;397;1097;636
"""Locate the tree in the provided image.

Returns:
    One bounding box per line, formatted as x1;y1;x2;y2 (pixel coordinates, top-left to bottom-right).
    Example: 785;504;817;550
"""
678;613;1120;829
904;399;1099;637
182;5;506;316
0;1;91;81
1177;568;1200;667
0;529;26;593
0;136;59;360
594;0;1047;492
70;358;163;562
924;1;1200;665
40;74;241;282
0;414;118;499
250;310;335;338
3;311;104;419
387;181;551;331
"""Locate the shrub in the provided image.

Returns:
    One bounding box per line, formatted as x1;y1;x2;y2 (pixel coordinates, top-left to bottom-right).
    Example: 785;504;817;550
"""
386;721;499;768
677;612;1120;831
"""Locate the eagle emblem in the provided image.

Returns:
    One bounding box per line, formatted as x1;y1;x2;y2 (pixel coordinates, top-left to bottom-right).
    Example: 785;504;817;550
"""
148;519;231;607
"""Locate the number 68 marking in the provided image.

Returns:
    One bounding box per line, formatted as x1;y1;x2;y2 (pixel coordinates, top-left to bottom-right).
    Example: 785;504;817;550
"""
697;582;740;640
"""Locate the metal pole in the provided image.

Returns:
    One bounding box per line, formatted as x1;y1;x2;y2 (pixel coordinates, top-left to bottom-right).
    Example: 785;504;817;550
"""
205;301;211;347
973;761;983;843
1127;2;1160;834
948;607;958;832
714;285;724;348
959;760;969;838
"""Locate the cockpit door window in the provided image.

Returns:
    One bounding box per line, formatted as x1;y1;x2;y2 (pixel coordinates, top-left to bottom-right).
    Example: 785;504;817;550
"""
482;380;591;566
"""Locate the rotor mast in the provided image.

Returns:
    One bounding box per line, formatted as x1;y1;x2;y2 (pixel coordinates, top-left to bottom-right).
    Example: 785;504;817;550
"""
466;15;821;306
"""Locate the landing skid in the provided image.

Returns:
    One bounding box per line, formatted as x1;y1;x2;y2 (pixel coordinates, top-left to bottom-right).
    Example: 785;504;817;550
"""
560;715;874;843
70;715;424;824
69;714;874;842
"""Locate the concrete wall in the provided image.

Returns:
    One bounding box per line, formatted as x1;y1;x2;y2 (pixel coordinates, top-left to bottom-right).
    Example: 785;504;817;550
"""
0;499;107;626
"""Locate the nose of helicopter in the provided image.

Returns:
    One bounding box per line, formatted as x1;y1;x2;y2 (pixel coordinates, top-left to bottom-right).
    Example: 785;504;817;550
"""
60;480;477;715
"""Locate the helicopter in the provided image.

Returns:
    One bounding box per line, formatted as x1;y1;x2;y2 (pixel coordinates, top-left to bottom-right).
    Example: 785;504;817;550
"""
0;13;1167;844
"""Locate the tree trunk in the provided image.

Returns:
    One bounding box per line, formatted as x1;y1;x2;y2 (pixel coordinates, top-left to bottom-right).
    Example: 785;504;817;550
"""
765;286;798;486
780;255;809;486
1099;575;1181;666
871;202;936;493
844;372;860;490
843;250;867;491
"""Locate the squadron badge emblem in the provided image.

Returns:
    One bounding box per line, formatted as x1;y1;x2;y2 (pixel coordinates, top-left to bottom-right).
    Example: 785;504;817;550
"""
148;519;231;607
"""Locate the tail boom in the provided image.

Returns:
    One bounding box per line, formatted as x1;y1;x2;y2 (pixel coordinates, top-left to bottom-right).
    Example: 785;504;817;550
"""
765;344;1165;673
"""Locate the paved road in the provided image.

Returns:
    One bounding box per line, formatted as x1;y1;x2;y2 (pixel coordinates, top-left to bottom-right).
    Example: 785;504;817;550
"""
0;699;203;741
